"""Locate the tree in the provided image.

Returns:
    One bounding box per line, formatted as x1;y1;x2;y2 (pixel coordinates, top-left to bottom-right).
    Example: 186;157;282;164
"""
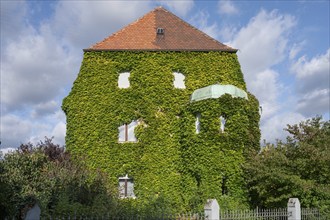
244;116;330;216
0;138;117;219
1;137;196;218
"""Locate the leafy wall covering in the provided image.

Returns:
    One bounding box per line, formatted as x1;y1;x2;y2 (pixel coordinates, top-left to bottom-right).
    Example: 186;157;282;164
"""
62;51;260;212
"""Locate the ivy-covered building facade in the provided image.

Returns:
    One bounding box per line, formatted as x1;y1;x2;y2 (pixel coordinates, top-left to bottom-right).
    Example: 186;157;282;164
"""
62;7;260;211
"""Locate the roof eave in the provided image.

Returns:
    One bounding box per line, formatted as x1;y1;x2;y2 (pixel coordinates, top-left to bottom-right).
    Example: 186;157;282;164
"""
83;48;238;53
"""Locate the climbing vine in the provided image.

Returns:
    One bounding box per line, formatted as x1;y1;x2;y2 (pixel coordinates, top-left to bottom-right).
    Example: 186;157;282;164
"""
62;51;260;212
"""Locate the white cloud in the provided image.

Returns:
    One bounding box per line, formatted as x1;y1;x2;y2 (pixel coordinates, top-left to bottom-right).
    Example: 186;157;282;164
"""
158;0;194;17
261;112;306;143
219;25;238;43
0;1;28;46
0;3;76;148
0;112;66;150
296;88;330;117
289;42;305;60
51;121;66;146
1;109;67;148
52;1;152;49
230;10;296;116
228;9;298;142
52;110;67;146
231;10;296;76
248;69;279;104
291;49;329;80
290;49;330;116
0;114;32;147
54;109;66;122
217;0;238;15
249;69;282;120
189;11;220;39
1;24;78;112
26;110;67;147
31;100;58;118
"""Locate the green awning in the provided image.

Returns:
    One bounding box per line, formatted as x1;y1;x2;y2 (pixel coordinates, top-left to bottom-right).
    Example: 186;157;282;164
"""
190;84;248;102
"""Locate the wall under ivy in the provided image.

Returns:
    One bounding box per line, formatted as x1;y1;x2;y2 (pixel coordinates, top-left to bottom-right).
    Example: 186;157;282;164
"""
62;51;260;212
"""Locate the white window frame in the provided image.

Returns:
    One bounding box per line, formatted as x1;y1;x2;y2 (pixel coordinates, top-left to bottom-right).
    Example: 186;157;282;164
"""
173;72;186;89
118;174;136;199
118;120;138;142
118;72;130;88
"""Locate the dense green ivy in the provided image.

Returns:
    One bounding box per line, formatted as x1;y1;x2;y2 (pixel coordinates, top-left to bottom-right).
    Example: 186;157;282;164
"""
62;51;260;212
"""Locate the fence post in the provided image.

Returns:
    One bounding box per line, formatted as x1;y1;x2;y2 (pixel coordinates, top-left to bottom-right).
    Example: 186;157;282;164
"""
288;198;301;220
204;199;219;220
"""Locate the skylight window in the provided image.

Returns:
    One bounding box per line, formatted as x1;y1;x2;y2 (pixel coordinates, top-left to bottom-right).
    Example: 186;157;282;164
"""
157;27;164;35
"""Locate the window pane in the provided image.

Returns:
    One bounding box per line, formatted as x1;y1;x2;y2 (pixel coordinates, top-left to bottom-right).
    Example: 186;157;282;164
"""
118;176;135;198
118;181;126;197
195;113;201;134
118;124;126;142
128;120;138;142
220;116;226;132
173;72;186;89
127;181;135;198
118;72;130;88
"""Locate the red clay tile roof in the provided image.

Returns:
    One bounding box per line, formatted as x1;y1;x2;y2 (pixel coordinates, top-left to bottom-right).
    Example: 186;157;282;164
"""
85;7;237;52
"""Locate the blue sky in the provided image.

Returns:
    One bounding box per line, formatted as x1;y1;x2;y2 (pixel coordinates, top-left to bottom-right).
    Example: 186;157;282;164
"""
1;0;329;152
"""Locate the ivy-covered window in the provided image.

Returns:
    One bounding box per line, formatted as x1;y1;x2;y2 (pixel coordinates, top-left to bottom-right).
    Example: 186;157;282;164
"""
119;174;135;198
173;72;186;89
118;120;138;142
118;72;130;88
220;116;226;133
222;176;228;195
195;113;201;134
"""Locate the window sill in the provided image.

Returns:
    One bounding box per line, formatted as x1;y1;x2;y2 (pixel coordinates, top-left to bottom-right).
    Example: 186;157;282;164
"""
118;141;138;144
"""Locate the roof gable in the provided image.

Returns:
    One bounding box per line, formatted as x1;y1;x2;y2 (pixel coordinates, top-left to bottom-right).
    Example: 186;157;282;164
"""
86;7;237;52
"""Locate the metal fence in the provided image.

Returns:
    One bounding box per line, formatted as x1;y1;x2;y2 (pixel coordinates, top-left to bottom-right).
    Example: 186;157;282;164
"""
219;208;324;220
220;208;288;220
4;208;325;220
301;208;323;220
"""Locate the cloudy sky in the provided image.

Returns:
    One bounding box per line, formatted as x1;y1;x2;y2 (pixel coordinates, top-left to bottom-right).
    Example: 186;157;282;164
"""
1;0;329;152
